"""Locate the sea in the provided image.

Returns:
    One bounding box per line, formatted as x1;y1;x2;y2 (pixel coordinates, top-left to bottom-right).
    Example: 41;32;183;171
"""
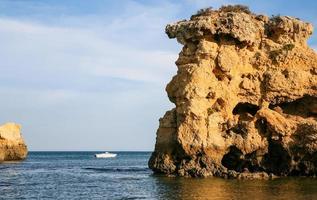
1;151;317;200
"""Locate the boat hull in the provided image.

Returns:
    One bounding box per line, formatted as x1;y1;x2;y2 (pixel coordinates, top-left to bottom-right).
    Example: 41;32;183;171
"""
95;153;117;158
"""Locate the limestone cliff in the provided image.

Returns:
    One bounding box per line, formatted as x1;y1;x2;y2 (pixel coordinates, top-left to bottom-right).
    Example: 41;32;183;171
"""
149;5;317;179
0;123;28;162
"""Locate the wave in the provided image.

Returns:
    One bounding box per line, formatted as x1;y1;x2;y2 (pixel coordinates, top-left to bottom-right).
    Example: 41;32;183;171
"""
0;182;12;187
83;167;150;173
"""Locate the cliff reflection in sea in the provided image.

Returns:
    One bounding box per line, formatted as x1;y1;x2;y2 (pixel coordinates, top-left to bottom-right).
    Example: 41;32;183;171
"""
0;152;316;199
154;176;317;200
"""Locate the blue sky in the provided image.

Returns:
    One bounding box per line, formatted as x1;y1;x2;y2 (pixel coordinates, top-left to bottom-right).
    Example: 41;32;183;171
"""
0;0;316;151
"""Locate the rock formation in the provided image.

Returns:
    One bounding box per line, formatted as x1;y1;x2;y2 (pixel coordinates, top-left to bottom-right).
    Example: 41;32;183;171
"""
149;5;317;179
0;123;28;162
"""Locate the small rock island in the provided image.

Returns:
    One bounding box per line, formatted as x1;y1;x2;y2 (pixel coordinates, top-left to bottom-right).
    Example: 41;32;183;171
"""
149;5;317;179
0;123;28;162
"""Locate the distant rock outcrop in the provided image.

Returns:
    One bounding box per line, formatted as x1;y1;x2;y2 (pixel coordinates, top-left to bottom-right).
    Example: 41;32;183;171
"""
0;123;28;162
149;5;317;179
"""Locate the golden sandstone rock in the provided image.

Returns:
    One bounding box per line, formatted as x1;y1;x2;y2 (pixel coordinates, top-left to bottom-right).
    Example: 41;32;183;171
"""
149;5;317;178
0;123;28;162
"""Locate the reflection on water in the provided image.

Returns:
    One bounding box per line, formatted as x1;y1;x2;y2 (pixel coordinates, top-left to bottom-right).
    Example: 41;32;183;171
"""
1;152;317;199
153;176;317;200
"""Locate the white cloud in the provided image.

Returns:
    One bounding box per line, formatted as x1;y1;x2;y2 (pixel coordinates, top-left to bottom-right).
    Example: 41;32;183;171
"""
0;1;181;150
0;18;177;84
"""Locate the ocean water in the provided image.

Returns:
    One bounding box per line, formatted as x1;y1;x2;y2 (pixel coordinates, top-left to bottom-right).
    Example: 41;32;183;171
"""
1;152;317;200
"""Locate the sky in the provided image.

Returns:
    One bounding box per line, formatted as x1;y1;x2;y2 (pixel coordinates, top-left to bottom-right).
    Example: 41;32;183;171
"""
0;0;316;151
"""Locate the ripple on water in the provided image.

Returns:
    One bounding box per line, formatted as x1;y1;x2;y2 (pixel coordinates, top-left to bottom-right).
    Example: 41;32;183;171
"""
83;167;150;173
1;152;317;200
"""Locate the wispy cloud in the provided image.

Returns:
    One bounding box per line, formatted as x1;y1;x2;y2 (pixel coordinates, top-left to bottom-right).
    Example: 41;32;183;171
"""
0;16;177;85
0;1;181;150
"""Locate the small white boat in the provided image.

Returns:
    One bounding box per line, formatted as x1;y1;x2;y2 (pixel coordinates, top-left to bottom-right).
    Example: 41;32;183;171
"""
95;152;117;158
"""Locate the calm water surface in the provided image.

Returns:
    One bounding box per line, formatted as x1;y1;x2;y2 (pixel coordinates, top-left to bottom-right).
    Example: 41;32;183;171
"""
0;152;317;199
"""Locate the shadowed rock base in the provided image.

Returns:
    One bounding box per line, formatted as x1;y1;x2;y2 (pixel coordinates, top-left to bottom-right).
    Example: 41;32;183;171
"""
0;123;28;162
149;5;317;179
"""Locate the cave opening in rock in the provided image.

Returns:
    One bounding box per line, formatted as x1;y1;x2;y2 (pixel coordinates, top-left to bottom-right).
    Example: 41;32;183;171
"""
221;146;244;172
263;140;292;175
232;102;259;116
221;146;263;173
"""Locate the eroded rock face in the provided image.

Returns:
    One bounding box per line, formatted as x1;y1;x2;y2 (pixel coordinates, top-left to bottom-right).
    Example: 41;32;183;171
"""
0;123;28;162
149;6;317;178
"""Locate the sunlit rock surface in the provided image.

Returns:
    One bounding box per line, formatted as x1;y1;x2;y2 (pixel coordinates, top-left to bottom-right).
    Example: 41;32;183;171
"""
0;123;28;161
149;5;317;178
